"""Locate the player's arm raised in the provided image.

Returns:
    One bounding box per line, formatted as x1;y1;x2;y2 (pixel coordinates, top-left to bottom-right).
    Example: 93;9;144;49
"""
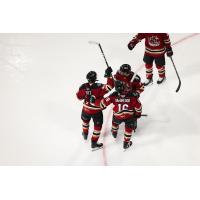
128;33;146;50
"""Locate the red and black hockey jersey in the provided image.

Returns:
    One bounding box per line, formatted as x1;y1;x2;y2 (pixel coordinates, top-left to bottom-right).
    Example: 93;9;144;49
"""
113;70;144;94
100;91;142;120
130;33;172;57
76;77;114;115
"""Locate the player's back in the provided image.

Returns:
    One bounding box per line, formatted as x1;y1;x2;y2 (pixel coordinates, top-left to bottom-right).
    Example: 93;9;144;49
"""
109;92;141;119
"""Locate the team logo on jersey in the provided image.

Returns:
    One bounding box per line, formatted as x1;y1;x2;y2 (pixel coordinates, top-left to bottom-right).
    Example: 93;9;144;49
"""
148;36;160;47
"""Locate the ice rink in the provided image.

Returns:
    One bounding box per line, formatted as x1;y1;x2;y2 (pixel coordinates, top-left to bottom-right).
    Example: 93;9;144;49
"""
0;33;200;165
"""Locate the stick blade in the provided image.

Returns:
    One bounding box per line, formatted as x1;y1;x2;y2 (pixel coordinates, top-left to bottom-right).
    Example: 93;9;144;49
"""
91;146;103;152
176;81;181;92
141;114;148;117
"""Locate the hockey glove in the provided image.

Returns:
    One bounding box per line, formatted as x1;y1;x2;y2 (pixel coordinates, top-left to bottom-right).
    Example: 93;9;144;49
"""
104;66;113;77
90;95;96;104
134;113;141;119
166;47;173;57
133;92;140;98
128;42;135;50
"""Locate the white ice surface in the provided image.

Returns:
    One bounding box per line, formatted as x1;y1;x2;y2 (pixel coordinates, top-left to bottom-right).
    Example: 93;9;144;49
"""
0;33;200;165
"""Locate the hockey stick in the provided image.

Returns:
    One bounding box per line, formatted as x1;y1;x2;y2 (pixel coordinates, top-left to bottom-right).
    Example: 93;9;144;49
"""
89;41;143;81
88;41;110;68
170;57;181;92
141;114;148;117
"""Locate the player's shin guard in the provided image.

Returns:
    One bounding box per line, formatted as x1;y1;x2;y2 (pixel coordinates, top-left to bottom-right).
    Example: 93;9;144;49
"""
82;120;89;140
156;65;165;78
111;123;119;138
124;126;133;142
124;128;133;142
91;125;102;142
156;65;166;84
145;64;153;80
91;125;103;150
123;127;133;149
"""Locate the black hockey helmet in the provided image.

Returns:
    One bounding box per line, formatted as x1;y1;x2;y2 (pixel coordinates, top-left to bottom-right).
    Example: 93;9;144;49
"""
86;71;97;83
115;80;125;93
120;64;131;74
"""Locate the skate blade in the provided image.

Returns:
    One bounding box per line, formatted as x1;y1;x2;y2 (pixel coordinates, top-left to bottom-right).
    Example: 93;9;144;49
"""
91;146;103;152
149;82;153;86
123;147;131;152
123;148;130;152
145;82;153;87
157;78;166;85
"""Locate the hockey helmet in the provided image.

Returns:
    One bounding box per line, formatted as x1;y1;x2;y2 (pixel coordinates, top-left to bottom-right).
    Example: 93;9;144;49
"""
120;64;131;74
86;71;97;83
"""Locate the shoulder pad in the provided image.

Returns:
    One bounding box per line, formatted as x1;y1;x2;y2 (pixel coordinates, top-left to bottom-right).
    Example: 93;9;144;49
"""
79;83;87;90
97;83;103;87
90;83;103;89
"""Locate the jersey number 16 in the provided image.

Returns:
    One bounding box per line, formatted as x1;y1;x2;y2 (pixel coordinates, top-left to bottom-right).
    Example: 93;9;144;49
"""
118;104;129;111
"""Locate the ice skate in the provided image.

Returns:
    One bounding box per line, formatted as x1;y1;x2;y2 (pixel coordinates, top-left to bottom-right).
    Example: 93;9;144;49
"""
91;141;103;151
123;141;132;151
157;77;166;84
144;78;153;86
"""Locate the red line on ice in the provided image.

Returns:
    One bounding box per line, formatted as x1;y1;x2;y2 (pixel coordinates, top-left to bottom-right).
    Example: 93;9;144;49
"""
101;33;200;166
172;33;199;46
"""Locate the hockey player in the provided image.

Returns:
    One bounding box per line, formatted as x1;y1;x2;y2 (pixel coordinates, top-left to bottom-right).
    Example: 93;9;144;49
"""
110;64;144;96
76;69;113;150
105;64;144;131
128;33;173;86
100;80;142;150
